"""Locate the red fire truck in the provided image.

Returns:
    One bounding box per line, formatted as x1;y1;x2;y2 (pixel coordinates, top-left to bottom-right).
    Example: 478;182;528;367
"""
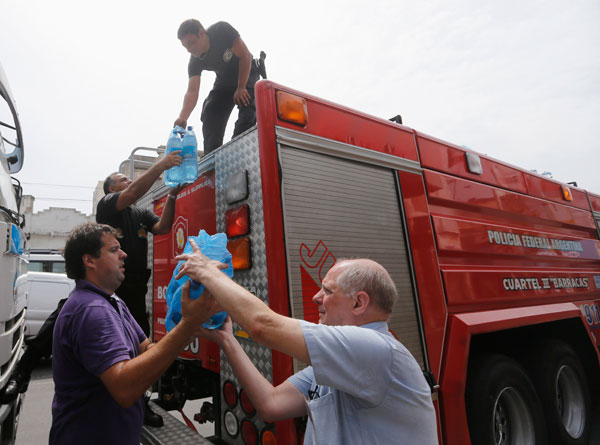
140;80;600;445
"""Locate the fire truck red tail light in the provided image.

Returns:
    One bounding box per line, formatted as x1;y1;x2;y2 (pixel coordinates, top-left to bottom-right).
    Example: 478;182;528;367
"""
241;419;258;445
276;91;308;126
223;381;238;407
239;388;256;416
228;237;251;270
226;204;250;237
561;185;573;201
261;429;277;445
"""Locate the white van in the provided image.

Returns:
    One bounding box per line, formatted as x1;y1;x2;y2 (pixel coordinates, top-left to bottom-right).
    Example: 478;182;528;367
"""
16;251;74;339
25;250;66;274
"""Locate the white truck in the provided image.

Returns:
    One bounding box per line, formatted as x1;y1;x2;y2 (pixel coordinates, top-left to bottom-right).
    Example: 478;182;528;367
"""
0;61;27;443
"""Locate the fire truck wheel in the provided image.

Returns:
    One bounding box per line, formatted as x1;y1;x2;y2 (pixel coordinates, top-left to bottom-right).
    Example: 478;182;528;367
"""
466;353;547;445
525;340;590;445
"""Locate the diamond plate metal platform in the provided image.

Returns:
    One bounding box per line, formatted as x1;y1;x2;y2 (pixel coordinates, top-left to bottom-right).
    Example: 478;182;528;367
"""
141;401;213;445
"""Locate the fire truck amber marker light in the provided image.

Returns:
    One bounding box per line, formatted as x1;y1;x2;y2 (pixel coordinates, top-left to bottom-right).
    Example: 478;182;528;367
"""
228;237;251;270
276;90;308;126
561;185;573;201
261;429;277;445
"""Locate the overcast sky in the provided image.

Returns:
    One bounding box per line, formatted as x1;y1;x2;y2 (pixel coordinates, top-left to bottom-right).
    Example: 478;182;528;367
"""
1;0;599;215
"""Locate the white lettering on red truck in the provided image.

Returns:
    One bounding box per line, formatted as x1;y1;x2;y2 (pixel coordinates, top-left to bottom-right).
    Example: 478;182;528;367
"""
503;276;589;291
488;230;583;252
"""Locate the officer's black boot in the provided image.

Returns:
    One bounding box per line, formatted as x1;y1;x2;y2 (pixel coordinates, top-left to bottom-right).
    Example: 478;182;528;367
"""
144;399;164;427
0;370;29;403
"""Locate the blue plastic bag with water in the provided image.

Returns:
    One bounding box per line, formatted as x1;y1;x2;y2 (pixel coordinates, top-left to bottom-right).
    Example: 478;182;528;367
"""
165;230;233;332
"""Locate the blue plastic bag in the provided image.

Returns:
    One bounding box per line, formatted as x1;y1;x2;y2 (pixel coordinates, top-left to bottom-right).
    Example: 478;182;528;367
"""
9;224;24;255
165;230;233;332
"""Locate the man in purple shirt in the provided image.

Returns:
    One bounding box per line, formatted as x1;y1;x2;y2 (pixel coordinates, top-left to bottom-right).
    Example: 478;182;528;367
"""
50;223;214;444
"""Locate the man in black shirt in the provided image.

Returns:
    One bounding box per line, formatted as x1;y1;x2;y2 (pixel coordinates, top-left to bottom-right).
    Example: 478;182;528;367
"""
96;150;183;427
174;19;261;154
1;152;184;425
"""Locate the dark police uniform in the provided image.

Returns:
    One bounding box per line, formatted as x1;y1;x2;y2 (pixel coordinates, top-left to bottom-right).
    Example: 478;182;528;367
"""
187;21;260;154
96;192;159;335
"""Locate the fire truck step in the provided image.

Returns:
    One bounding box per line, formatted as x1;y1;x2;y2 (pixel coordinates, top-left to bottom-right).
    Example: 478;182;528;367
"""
141;401;213;445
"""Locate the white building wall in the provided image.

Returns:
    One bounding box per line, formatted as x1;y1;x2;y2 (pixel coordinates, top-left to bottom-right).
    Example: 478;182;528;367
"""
22;147;166;250
92;149;165;215
92;181;104;217
22;196;93;250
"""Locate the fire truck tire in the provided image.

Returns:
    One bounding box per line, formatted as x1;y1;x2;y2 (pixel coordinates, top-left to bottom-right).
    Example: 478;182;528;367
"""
525;340;590;445
466;353;547;445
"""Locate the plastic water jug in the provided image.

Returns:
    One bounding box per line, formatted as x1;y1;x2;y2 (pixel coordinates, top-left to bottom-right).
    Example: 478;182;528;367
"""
164;126;184;187
182;126;198;183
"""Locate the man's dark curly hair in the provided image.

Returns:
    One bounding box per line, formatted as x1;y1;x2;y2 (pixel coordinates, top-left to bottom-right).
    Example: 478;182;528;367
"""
64;223;117;280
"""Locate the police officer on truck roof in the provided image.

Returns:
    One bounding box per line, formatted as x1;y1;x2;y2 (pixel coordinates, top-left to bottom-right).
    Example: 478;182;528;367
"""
174;19;264;155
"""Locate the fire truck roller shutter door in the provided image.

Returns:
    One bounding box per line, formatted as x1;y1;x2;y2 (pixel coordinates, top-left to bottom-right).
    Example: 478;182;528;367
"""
277;136;426;374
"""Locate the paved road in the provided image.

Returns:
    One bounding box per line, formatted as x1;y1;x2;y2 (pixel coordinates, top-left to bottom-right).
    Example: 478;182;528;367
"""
16;361;53;444
15;361;214;444
15;361;600;444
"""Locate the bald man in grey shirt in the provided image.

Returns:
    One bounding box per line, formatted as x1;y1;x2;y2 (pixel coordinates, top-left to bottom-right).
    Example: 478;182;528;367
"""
176;248;438;444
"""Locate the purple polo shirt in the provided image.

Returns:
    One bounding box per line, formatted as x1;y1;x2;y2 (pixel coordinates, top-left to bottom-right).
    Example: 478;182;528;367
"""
50;280;146;445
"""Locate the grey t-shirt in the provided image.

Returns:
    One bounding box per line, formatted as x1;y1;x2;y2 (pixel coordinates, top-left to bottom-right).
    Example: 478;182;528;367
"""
288;320;438;445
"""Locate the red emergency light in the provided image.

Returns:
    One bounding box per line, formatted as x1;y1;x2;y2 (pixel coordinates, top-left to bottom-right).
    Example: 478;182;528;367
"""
223;380;238;408
239;388;256;416
241;419;258;445
226;204;250;237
